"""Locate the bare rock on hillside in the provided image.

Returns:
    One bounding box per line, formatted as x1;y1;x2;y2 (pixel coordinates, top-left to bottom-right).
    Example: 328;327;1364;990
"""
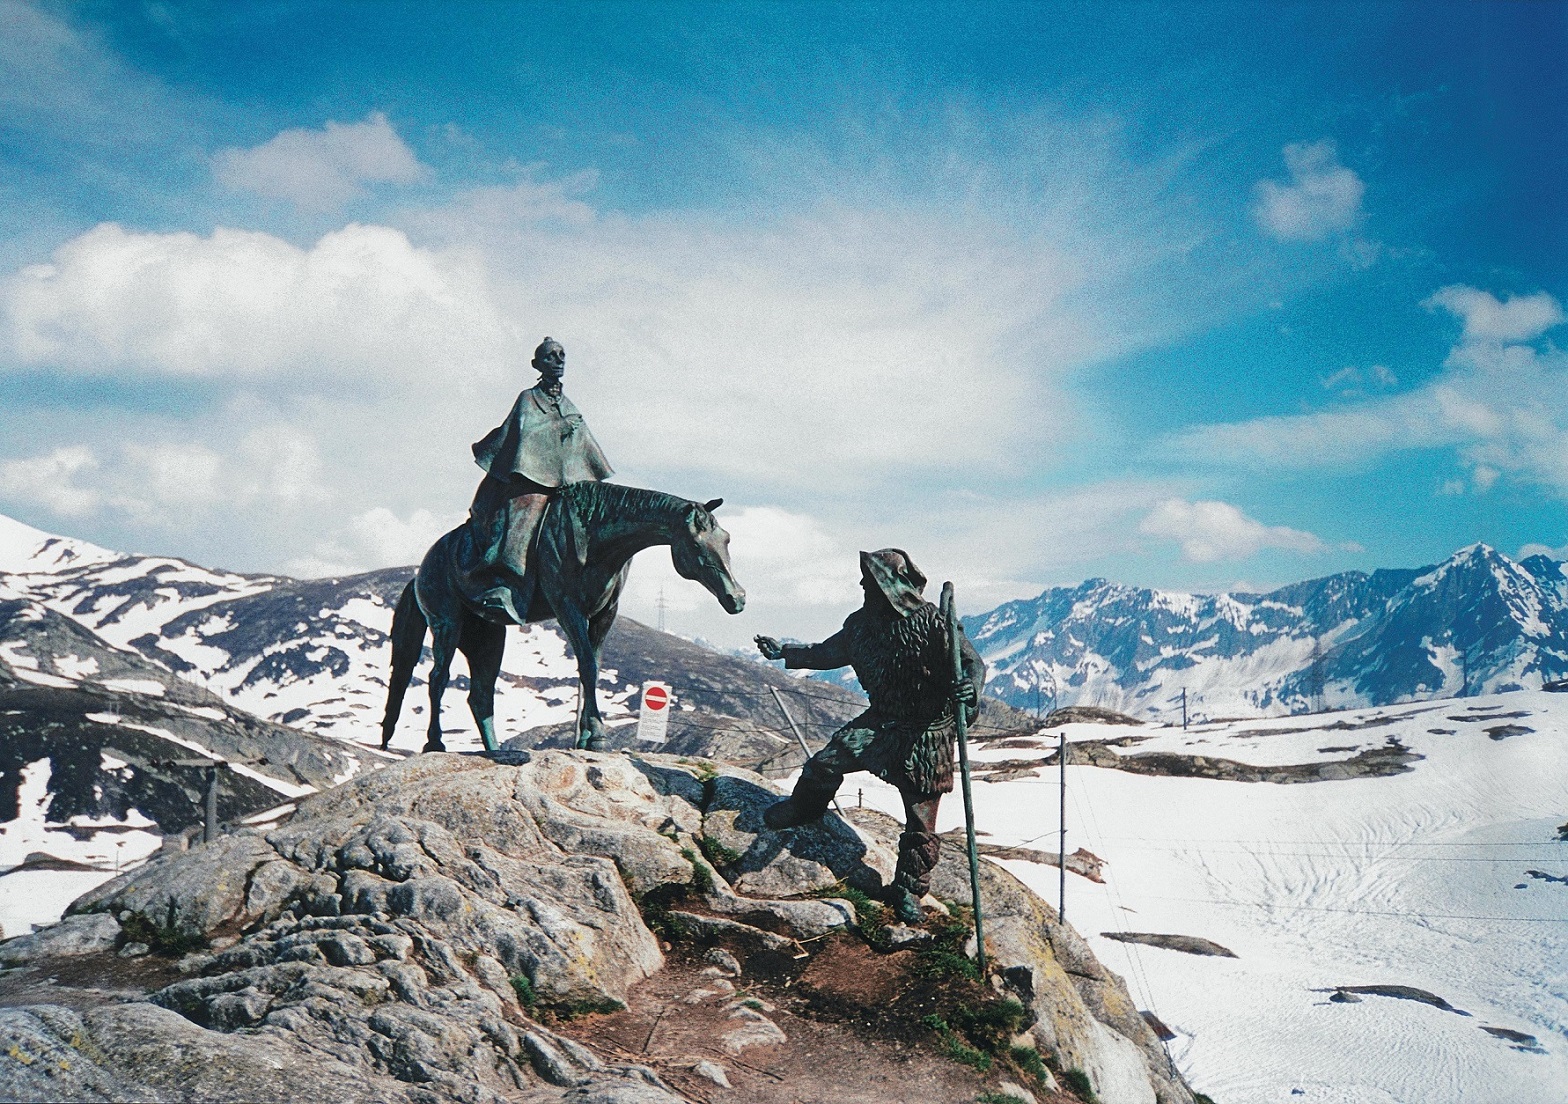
2;751;1193;1104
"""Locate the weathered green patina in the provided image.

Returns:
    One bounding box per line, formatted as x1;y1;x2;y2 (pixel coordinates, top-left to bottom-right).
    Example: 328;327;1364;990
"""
755;549;986;923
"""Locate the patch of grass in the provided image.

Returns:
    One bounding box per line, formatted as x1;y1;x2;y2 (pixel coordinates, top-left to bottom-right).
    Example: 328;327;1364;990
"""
509;974;537;1012
953;997;1028;1051
811;882;889;944
913;948;980;982
1008;1044;1050;1083
696;835;742;870
976;1094;1029;1104
1192;1094;1217;1104
1061;1066;1098;1102
919;1013;993;1071
119;910;208;957
680;847;716;896
547;995;625;1020
635;880;695;943
740;997;765;1011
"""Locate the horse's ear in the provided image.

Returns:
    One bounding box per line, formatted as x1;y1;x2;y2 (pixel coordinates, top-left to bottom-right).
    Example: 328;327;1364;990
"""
703;498;723;512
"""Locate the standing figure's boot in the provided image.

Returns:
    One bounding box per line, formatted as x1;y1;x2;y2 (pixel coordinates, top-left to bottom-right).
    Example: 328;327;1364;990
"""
888;828;942;923
763;763;841;830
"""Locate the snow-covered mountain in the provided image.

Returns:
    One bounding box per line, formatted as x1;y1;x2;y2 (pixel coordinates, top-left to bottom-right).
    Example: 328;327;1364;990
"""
968;544;1568;723
0;512;871;757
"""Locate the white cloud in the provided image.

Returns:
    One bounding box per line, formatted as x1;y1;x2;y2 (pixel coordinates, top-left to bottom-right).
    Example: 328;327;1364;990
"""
1139;498;1327;562
292;505;457;577
0;429;330;532
1253;140;1365;242
0;446;99;516
1518;540;1568;562
1320;363;1397;394
214;112;425;211
1168;287;1568;497
1423;285;1566;345
4;222;522;386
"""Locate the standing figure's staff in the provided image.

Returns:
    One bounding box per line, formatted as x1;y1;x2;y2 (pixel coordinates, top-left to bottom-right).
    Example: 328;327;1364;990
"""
941;581;987;973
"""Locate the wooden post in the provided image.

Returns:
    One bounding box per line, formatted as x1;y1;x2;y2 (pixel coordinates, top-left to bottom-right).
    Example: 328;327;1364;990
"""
942;582;986;973
204;765;219;844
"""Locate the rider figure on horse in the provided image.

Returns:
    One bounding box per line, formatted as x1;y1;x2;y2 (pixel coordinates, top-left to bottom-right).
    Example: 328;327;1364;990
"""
465;337;615;623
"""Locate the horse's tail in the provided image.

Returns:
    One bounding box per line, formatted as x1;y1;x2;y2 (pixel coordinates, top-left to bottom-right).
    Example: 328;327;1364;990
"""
380;579;427;749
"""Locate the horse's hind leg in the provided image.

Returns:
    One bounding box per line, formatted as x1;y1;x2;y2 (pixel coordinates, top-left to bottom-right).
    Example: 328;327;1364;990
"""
425;620;458;753
459;612;505;753
380;581;427;750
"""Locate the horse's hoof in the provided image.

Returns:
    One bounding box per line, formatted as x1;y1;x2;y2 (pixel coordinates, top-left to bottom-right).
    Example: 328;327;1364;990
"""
423;740;446;754
585;736;606;752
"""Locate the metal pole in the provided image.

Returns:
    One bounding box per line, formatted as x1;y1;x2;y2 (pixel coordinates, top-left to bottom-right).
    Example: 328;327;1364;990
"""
1058;730;1066;923
204;765;219;844
1181;687;1188;730
942;582;986;974
769;685;842;814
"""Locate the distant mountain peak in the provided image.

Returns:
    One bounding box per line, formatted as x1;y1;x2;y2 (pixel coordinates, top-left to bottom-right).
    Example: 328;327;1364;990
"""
968;544;1568;722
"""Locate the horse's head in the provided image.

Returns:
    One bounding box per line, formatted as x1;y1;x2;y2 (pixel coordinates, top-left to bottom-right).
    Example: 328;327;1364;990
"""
670;497;746;615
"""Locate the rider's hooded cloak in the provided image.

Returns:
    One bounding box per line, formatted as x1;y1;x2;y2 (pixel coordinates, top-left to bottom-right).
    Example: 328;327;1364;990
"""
471;386;614;489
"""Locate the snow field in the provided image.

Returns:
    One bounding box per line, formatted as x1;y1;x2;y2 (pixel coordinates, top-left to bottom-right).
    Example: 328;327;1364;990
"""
832;691;1568;1103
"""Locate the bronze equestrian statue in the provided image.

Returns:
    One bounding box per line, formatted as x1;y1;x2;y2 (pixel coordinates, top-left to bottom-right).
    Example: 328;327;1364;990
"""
381;337;745;753
755;549;985;924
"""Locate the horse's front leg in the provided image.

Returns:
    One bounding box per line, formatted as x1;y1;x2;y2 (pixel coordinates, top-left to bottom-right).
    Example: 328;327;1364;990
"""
554;602;605;751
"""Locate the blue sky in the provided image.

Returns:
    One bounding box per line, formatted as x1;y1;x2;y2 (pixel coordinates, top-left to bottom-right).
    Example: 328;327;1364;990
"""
1;0;1564;646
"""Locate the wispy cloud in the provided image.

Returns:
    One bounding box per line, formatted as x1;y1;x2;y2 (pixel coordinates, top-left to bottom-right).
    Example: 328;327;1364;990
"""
1169;285;1568;495
214;112;426;211
1139;497;1327;562
1253;140;1365;242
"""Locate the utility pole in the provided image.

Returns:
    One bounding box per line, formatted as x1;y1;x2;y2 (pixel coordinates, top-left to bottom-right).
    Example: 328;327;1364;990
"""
1059;730;1067;923
1181;687;1188;730
656;586;668;633
1308;636;1327;713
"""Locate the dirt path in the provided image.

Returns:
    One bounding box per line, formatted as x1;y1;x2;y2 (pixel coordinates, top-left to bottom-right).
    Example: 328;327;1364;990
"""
569;936;1068;1104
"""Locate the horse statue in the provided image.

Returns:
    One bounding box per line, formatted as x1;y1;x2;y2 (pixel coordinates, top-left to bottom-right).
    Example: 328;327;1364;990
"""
380;481;745;753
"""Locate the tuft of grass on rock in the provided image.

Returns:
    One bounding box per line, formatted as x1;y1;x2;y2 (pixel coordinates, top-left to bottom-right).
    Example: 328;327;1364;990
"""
548;995;625;1020
1062;1066;1098;1102
976;1094;1029;1104
696;835;742;871
509;974;537;1012
680;847;716;896
1008;1044;1050;1083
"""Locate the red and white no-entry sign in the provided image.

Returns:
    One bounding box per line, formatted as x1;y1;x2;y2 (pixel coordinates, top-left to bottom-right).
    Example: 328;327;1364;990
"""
636;681;672;743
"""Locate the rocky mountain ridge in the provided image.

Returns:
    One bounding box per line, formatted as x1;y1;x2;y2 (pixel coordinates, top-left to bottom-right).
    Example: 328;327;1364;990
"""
970;543;1568;722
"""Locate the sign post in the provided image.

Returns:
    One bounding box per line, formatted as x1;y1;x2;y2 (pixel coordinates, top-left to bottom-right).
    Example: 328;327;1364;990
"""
636;681;672;743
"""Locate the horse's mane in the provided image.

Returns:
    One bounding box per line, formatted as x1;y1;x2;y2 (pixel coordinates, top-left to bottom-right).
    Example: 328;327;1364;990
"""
557;481;697;528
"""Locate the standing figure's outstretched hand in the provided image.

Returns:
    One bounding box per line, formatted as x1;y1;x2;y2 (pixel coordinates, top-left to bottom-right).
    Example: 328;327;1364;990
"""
754;635;784;661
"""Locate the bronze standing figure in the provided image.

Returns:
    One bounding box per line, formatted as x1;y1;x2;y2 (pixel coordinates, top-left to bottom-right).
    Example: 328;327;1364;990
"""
755;549;985;923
